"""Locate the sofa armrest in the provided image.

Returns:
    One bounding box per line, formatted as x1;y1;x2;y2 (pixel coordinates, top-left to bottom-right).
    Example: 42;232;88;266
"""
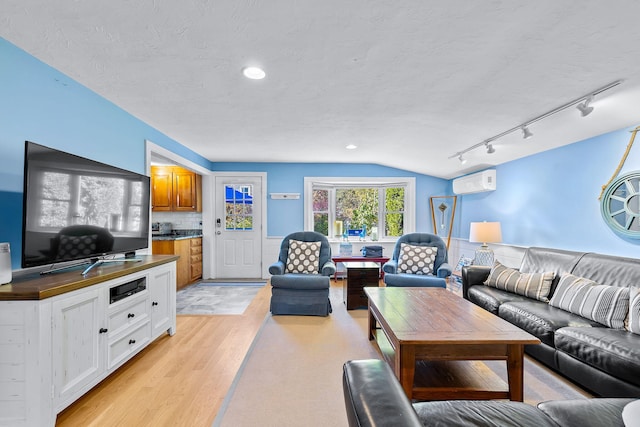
342;360;422;427
321;261;336;276
382;259;398;274
269;261;285;275
436;262;452;278
461;265;492;300
537;398;636;427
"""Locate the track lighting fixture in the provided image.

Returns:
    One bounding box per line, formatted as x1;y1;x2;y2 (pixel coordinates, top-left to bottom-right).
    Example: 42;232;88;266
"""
448;80;622;164
576;95;594;117
485;143;495;154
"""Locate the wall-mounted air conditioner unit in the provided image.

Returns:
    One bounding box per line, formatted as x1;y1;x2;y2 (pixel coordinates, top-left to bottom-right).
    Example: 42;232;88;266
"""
452;169;497;195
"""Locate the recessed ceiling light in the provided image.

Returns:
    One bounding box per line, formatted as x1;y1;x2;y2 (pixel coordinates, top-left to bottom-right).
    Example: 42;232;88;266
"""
242;66;266;80
346;144;357;150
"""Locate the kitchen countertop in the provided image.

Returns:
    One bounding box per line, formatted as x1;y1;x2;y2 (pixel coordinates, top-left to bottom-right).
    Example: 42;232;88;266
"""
152;230;203;241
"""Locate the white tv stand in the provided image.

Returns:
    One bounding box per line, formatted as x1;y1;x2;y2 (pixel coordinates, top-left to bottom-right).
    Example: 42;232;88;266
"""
0;255;178;427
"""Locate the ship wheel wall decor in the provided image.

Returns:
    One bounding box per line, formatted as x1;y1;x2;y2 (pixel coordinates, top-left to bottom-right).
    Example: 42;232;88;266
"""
600;171;640;238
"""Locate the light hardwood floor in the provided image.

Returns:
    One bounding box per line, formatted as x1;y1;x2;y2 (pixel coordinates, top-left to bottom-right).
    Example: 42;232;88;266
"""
56;283;272;427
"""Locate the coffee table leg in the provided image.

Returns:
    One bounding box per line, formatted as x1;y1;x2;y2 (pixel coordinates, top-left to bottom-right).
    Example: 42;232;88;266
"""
368;305;375;340
396;345;415;400
506;344;524;401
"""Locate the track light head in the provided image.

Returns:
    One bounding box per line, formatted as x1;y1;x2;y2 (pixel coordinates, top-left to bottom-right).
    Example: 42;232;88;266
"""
522;126;533;139
458;154;467;165
485;143;495;154
577;95;594;117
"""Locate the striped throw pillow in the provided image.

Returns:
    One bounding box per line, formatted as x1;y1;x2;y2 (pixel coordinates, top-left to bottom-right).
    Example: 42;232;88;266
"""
483;261;554;302
549;273;630;329
626;286;640;335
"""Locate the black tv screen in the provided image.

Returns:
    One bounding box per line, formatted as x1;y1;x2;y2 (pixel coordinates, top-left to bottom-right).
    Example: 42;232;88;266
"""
21;141;151;268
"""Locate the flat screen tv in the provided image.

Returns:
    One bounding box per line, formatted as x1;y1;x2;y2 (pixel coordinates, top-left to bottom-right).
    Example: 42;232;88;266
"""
21;141;151;270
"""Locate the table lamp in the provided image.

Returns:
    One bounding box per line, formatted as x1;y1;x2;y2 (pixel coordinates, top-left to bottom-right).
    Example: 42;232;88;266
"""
469;221;502;266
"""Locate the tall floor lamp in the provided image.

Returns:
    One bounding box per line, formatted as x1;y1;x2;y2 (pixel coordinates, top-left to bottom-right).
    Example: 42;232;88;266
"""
469;221;502;266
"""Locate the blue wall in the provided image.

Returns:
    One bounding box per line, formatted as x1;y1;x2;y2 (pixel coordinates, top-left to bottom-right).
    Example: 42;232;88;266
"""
454;126;640;258
211;162;449;236
0;38;210;268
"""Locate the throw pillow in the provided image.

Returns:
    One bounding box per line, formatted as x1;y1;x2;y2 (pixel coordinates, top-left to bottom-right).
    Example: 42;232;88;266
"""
626;286;640;335
483;261;554;302
397;243;437;275
285;240;321;274
549;273;630;329
57;234;98;260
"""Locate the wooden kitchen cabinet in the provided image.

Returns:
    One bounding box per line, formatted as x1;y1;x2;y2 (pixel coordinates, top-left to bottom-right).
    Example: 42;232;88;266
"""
151;166;202;212
152;237;202;289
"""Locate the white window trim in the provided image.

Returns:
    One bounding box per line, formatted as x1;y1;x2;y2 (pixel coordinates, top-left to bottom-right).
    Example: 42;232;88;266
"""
303;176;416;241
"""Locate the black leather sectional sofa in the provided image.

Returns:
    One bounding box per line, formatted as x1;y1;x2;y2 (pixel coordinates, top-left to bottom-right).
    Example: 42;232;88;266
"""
462;247;640;397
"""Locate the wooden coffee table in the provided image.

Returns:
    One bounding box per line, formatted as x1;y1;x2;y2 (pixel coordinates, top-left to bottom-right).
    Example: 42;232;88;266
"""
365;287;540;401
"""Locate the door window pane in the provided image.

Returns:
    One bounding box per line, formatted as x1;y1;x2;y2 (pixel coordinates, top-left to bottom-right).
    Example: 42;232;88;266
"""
225;184;253;230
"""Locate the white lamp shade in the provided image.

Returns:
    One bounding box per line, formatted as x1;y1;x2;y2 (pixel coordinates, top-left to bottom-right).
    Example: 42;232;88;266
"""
469;222;502;244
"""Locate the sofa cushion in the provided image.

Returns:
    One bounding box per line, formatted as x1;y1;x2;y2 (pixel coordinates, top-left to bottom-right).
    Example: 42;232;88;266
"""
555;327;640;387
468;285;532;315
571;252;640;289
519;247;586;296
484;261;554;302
285;240;321;273
627;286;640;335
412;400;558;427
397;243;437;275
549;273;630;329
499;301;602;346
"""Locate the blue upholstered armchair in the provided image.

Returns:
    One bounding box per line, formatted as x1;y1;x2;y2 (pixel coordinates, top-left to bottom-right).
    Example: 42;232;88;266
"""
382;233;451;288
269;231;336;316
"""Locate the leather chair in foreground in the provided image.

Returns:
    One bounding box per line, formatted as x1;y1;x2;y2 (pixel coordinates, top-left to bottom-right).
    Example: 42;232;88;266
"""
268;231;336;316
382;232;451;288
342;359;637;427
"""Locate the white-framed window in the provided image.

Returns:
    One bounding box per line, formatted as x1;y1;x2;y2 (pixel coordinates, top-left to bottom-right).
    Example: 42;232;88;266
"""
303;177;415;240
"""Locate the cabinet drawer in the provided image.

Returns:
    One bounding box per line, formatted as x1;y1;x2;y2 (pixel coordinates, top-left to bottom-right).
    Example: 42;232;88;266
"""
190;253;202;263
190;245;202;255
190;237;202;247
347;269;379;281
108;294;149;338
108;320;150;370
191;263;202;279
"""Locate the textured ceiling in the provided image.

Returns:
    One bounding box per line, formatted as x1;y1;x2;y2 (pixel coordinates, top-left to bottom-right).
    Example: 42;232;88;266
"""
3;1;640;179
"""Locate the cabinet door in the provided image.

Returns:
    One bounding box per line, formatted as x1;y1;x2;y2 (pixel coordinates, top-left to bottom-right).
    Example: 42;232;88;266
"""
149;263;176;338
173;168;197;211
52;287;105;410
151;166;173;211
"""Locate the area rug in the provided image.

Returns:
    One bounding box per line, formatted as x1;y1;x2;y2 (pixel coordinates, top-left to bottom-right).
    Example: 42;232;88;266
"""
176;283;265;315
213;286;592;427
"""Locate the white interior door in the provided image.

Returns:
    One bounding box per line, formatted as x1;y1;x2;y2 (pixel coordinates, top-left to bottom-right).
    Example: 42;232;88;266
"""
214;175;263;279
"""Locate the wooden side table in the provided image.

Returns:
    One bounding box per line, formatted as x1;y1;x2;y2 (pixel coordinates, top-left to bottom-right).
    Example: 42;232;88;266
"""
332;256;390;282
342;261;380;310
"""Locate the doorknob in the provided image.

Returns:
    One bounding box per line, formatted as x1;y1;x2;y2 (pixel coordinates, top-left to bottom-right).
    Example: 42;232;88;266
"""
216;231;221;235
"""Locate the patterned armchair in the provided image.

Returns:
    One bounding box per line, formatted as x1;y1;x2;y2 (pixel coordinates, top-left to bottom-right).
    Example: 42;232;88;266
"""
269;231;336;316
382;233;451;288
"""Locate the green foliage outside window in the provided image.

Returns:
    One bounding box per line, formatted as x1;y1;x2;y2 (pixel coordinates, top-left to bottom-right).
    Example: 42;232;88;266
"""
312;186;405;237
